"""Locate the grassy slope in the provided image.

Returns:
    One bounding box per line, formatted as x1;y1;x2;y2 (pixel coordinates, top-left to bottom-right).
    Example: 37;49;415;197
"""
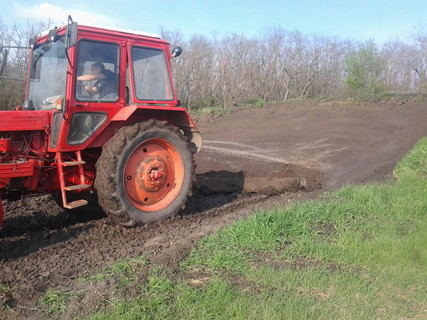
84;137;427;319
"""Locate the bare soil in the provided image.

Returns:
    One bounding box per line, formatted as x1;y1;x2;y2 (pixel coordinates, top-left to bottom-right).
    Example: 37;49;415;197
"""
1;100;426;319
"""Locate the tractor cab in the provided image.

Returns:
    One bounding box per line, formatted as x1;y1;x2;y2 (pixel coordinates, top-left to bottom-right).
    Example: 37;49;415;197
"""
21;19;191;152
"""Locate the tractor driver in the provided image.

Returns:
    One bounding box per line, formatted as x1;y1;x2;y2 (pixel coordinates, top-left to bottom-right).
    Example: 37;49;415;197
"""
77;62;117;100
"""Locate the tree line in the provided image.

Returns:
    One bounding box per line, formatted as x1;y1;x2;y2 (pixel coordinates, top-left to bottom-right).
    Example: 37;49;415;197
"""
166;26;427;109
1;18;426;110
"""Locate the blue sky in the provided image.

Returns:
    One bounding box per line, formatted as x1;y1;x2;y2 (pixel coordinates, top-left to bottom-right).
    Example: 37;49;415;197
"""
2;0;426;42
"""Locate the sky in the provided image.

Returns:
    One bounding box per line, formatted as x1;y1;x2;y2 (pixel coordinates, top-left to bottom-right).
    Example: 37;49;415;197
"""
1;0;426;43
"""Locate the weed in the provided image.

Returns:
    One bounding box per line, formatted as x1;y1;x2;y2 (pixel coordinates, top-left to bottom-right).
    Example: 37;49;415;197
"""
255;99;265;108
82;255;149;288
39;290;77;316
246;97;265;108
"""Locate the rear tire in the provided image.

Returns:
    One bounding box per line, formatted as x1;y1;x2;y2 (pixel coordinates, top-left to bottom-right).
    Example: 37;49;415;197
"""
94;120;195;226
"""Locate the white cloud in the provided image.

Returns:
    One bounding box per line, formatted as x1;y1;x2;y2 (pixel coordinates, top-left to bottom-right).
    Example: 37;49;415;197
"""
13;1;122;29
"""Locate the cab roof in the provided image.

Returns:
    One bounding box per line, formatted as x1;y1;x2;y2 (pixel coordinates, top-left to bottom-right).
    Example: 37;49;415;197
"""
37;23;162;41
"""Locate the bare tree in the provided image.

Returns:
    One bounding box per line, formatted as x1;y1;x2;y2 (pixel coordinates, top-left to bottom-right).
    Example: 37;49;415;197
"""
0;17;53;110
410;24;427;92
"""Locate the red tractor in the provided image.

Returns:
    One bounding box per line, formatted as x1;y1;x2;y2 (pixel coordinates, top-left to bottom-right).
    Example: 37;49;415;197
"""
0;17;201;227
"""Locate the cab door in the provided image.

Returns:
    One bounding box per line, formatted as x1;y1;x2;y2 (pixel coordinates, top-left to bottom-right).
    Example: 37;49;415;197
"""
62;40;122;149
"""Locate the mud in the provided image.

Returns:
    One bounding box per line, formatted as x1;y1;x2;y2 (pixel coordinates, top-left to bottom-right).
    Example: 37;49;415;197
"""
1;100;426;319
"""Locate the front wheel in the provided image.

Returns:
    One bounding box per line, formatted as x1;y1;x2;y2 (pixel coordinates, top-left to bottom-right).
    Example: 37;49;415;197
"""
94;120;195;226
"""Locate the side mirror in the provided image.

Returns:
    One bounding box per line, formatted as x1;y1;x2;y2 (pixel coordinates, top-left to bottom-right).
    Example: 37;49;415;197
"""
65;16;78;49
171;46;182;58
0;47;8;76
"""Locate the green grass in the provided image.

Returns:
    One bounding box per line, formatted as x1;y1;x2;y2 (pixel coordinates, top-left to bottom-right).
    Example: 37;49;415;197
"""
39;290;79;316
81;255;149;288
189;106;231;121
89;138;427;319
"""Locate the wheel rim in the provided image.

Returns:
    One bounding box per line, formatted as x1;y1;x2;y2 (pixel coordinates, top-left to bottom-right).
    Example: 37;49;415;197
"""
123;138;184;212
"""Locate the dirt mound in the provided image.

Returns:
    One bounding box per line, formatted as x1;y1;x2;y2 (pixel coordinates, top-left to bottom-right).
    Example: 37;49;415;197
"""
1;100;426;319
197;170;307;194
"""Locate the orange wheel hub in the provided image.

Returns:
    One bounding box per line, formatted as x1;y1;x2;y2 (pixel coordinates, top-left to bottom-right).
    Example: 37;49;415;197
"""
123;138;184;212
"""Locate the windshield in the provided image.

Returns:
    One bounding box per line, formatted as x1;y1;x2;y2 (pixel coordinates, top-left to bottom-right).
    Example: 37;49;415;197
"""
27;39;67;110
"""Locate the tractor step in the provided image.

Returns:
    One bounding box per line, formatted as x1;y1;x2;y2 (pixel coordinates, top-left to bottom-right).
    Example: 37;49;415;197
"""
62;160;86;167
64;184;90;191
56;151;90;210
64;199;88;209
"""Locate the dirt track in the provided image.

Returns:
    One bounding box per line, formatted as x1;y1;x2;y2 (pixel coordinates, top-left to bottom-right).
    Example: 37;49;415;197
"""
1;100;426;319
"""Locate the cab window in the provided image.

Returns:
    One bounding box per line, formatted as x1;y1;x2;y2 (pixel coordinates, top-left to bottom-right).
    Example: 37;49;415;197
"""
131;46;172;101
75;40;120;102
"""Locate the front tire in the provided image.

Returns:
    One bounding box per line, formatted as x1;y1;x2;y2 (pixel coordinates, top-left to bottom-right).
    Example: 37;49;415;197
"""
94;120;195;226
